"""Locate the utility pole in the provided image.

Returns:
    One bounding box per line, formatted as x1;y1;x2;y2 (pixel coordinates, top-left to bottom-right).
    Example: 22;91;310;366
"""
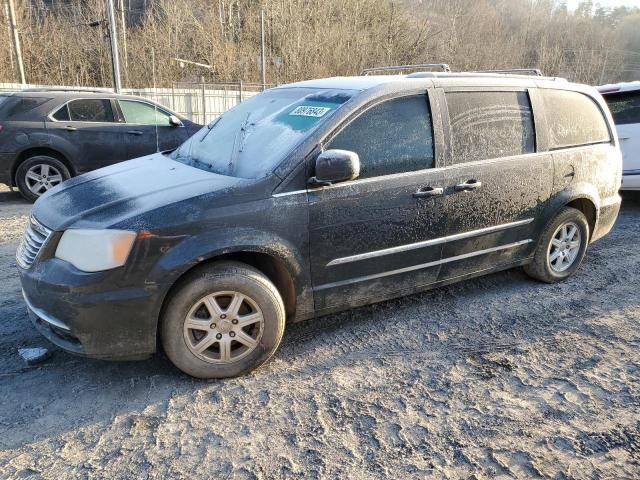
118;0;128;70
260;9;266;90
6;0;26;85
3;1;15;79
106;0;122;92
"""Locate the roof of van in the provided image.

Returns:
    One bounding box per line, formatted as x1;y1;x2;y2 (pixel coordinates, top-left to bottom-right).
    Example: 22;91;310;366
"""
279;72;570;92
597;81;640;94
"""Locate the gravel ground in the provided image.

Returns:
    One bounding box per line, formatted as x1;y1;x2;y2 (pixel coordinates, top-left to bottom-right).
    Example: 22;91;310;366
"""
0;184;639;479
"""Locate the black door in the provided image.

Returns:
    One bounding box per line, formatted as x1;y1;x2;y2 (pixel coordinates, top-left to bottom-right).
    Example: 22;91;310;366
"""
436;89;553;280
117;99;189;159
47;98;126;173
308;93;450;314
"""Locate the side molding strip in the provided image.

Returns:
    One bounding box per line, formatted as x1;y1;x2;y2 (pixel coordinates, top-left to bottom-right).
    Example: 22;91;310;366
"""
272;189;308;198
326;218;534;266
316;239;532;291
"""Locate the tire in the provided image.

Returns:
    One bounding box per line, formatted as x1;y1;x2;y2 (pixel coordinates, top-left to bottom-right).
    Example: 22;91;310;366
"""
16;155;71;202
161;261;286;378
524;206;589;283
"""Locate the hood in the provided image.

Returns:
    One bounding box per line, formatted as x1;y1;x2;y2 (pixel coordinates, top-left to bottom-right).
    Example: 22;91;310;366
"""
32;153;256;231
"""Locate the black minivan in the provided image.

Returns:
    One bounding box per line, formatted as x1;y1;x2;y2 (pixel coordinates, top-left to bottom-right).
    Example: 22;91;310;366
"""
17;71;622;378
0;89;200;201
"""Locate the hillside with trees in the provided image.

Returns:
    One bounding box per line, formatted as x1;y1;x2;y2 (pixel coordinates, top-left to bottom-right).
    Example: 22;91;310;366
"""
1;0;639;88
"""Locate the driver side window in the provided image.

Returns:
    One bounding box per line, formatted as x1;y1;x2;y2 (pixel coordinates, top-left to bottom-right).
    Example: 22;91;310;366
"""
327;95;434;179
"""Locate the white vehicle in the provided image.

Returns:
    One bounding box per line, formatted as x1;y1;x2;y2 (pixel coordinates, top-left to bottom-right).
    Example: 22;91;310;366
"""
598;82;640;190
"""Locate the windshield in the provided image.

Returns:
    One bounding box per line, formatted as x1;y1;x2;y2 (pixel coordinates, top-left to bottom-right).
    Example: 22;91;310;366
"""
170;87;355;178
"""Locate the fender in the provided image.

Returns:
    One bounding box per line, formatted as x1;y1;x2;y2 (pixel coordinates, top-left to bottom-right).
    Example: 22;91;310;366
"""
543;181;601;237
44;133;79;166
144;226;313;321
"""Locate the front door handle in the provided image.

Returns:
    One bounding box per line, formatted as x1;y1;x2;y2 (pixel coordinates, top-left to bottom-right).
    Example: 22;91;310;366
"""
64;126;77;132
413;186;444;198
127;130;144;136
454;180;482;192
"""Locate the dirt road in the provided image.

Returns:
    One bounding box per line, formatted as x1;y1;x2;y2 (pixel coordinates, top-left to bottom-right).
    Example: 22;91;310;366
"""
1;185;639;479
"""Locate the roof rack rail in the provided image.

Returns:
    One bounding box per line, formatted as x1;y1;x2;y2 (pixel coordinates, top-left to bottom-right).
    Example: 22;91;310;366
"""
471;68;543;77
361;63;451;76
21;87;113;93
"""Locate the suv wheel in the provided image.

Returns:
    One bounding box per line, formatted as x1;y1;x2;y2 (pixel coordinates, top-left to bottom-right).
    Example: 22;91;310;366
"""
524;206;589;283
161;261;286;378
16;155;70;202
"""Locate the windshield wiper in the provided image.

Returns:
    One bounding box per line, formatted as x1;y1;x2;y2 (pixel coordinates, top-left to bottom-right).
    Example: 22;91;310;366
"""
199;117;221;143
228;112;253;173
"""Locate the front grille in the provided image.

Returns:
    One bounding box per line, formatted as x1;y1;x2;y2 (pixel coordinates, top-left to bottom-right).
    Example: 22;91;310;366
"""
16;216;52;268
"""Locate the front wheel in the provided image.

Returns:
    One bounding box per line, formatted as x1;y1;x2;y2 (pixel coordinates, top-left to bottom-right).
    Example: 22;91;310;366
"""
161;261;286;378
524;206;589;283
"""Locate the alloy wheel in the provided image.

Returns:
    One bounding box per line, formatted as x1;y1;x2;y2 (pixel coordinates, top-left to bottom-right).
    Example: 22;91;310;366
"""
183;291;264;363
548;221;582;273
25;164;63;196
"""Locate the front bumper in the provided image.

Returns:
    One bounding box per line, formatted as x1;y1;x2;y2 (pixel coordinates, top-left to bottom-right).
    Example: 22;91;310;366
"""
19;257;165;360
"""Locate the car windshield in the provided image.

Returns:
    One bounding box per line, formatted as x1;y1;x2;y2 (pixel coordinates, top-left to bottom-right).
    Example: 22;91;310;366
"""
170;87;355;179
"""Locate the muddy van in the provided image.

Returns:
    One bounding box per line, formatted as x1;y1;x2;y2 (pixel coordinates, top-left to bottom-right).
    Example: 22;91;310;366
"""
17;65;622;378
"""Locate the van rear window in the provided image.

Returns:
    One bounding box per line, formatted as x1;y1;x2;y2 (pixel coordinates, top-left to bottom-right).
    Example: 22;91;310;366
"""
542;89;611;150
603;91;640;125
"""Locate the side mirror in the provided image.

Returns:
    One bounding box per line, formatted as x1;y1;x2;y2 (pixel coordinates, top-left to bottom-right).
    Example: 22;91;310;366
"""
169;115;182;127
309;149;360;187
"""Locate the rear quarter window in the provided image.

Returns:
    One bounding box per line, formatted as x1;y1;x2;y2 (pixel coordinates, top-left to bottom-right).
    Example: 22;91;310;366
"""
542;89;611;150
603;91;640;125
0;96;51;120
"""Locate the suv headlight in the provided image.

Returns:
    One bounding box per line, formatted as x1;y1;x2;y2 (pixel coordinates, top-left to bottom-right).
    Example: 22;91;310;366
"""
55;229;137;272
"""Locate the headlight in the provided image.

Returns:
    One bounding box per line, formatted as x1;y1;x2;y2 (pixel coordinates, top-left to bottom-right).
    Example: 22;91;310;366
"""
55;229;137;272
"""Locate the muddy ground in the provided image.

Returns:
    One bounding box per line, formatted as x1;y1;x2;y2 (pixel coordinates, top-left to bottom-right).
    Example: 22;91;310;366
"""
0;184;638;479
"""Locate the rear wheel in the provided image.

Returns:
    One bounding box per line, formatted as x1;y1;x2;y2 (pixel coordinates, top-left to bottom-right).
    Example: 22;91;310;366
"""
161;261;285;378
16;155;70;202
524;207;589;283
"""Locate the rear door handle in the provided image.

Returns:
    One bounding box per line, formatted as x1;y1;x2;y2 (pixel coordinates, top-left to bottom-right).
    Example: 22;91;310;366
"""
64;126;77;132
413;186;444;198
454;180;482;192
127;130;144;136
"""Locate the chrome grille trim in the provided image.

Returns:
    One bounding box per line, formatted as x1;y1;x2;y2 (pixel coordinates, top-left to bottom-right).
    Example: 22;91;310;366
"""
16;216;52;269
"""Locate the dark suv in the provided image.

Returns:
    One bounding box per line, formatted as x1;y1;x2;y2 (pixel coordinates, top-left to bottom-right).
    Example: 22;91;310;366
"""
17;70;622;378
0;89;200;201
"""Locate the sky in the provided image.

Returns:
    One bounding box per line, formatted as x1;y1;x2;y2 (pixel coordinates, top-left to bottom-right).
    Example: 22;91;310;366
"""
565;0;640;10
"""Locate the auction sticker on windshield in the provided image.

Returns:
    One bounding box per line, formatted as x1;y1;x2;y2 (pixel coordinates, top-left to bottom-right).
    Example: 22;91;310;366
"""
289;105;332;117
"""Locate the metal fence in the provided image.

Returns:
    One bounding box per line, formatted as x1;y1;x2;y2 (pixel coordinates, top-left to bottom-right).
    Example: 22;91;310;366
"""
0;81;271;124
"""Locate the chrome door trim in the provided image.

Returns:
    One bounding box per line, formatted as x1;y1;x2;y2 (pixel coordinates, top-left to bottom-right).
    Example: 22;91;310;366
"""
272;189;308;198
316;239;532;291
326;218;534;266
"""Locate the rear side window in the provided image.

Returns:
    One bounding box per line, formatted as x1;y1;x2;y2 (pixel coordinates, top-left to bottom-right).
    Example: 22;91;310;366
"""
0;96;50;119
603;91;640;125
67;99;115;122
446;91;535;164
327;95;434;179
542;90;610;149
120;100;172;125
